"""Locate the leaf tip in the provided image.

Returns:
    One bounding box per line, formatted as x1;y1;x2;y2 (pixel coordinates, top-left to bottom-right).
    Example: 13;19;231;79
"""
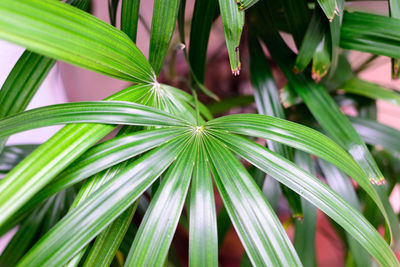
293;213;304;221
328;6;340;22
236;0;244;10
369;177;386;185
312;68;328;83
232;68;241;76
293;66;301;74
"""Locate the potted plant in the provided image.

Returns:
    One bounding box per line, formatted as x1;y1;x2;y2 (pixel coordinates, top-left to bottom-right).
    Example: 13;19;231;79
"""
0;0;399;266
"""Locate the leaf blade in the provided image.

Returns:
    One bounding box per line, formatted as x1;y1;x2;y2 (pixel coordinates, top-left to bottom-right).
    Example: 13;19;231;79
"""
212;131;399;267
17;134;190;266
189;140;218;267
218;0;244;75
149;0;180;75
0;0;155;83
126;137;195;266
121;0;141;42
0;101;190;139
204;134;301;266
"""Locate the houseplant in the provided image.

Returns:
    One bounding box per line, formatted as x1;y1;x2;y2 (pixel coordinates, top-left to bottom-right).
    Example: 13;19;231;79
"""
0;0;399;265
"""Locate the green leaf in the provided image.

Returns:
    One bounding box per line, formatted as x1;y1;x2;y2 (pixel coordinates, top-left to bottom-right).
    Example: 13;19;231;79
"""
64;142;134;266
249;32;302;218
189;140;218;267
121;0;141;42
293;150;317;267
349;116;400;153
311;35;331;82
0;145;38;174
17;134;190;266
5;128;185;232
53;128;183;192
125;137;195;266
211;131;399;267
0;0;155;83
206;114;400;249
216;206;231;248
0;0;102;152
149;0;180;75
253;16;398;245
288;76;384;185
294;7;327;73
207;95;254;115
207;114;367;185
0;51;55;151
0;101;190;139
0;84;150;228
237;0;259;11
0;51;55;119
204;134;301;266
316;0;339;21
189;0;218;82
341;77;400;106
254;19;395;246
389;0;400;78
83;202;138;267
166;85;214;120
66;0;91;10
0;198;53;266
178;0;186;44
340;11;400;59
318;159;371;267
278;0;310;48
218;0;244;75
327;0;343;77
108;0;119;26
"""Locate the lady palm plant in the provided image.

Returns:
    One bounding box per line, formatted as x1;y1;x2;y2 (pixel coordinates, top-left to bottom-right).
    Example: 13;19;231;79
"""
0;0;400;266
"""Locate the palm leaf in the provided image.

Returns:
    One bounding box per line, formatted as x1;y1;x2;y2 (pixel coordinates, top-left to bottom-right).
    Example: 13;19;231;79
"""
211;131;398;267
108;0;119;26
149;0;180;75
0;0;155;82
204;134;301;266
0;101;190;139
294;7;327;73
18;134;191;266
318;159;371;267
218;0;244;75
278;0;310;48
189;140;218;266
341;78;400;106
121;0;141;42
249;32;302;218
293;150;317;267
0;145;38;174
0;84;152;227
350;116;400;153
189;0;218;82
207;114;367;185
83;202;138;266
341;11;400;59
125;137;195;266
316;0;339;21
238;0;259;11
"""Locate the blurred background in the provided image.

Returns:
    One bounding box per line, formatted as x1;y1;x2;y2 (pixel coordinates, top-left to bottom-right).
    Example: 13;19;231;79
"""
1;0;399;265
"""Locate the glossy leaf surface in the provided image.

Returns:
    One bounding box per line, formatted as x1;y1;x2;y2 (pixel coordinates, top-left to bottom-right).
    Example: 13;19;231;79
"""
0;0;155;82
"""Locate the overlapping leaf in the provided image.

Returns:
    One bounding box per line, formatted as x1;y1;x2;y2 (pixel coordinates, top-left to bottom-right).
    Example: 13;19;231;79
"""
18;134;191;266
204;134;301;266
149;0;180;75
218;0;244;75
0;0;155;82
209;131;398;267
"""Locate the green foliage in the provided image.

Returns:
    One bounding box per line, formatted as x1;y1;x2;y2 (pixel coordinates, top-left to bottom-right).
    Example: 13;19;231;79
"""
1;0;400;266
